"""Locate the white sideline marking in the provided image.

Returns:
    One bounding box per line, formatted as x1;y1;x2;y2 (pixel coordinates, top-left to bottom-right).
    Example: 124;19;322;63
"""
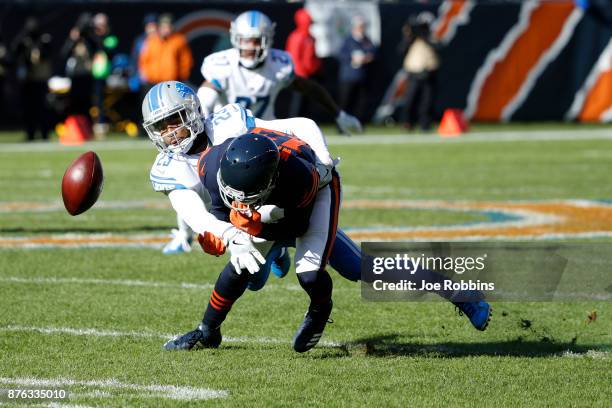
0;276;214;291
0;325;343;348
1;128;612;153
0;377;228;401
562;350;611;360
0;275;333;293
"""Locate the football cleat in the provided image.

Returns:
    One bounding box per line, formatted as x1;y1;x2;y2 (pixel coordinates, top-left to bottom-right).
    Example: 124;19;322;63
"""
163;323;222;351
292;300;333;353
271;247;290;278
162;229;193;254
454;300;492;331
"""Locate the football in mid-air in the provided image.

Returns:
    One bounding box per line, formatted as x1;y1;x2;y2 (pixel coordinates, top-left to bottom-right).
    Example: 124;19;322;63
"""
61;151;104;216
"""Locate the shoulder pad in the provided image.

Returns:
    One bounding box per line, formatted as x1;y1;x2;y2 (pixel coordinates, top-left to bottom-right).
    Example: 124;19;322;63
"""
206;104;256;145
150;154;197;192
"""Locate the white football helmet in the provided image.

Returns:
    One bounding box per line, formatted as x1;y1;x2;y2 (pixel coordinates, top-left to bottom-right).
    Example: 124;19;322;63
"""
230;10;275;69
142;81;205;154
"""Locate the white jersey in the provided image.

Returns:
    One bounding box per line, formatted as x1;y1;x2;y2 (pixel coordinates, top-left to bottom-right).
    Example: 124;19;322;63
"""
150;152;211;204
200;48;294;120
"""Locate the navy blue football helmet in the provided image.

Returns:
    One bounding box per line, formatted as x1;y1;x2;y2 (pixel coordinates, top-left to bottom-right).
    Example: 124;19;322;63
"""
218;133;280;211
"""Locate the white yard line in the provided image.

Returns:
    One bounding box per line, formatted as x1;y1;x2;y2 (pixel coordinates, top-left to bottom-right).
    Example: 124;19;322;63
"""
1;325;607;359
0;325;343;348
0;276;215;291
0;376;228;401
0;275;341;293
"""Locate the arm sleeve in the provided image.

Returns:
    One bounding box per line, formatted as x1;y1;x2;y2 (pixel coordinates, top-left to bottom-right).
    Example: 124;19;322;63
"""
167;189;233;237
254;117;333;166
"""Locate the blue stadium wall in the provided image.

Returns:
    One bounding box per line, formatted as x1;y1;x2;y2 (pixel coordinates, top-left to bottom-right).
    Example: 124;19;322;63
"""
1;0;610;128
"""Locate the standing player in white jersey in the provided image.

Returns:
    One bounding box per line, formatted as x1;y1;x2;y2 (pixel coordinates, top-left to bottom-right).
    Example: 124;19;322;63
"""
163;10;362;254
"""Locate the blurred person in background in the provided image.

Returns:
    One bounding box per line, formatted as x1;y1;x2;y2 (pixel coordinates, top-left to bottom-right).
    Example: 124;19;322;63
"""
60;13;97;121
11;17;53;141
129;13;158;93
138;13;193;92
129;13;158;136
0;35;8;126
285;8;322;117
337;15;377;125
90;13;119;137
399;12;439;131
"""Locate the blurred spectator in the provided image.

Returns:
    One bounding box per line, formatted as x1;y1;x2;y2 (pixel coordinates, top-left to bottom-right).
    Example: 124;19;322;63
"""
60;13;98;120
400;12;439;131
91;13;119;137
0;35;8;122
139;13;193;91
337;15;377;124
11;18;53;141
285;8;322;117
129;13;158;92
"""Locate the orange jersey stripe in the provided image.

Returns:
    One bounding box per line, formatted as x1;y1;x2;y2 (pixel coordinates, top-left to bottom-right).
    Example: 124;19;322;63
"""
579;69;612;121
474;2;575;120
197;146;211;177
298;170;320;208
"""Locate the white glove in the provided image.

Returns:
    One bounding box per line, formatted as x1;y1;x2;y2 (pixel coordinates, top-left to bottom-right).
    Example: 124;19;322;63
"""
224;228;266;274
257;205;285;223
335;110;363;135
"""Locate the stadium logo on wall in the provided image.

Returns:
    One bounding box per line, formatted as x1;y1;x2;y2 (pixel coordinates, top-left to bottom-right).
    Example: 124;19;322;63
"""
174;10;234;42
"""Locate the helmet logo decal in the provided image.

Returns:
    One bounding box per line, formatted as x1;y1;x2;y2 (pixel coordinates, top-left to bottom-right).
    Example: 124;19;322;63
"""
175;82;195;98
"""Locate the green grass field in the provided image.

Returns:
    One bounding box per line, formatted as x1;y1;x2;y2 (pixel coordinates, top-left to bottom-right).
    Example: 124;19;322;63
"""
0;127;611;407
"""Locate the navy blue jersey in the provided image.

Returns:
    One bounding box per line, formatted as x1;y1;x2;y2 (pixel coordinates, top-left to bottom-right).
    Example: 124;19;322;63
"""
198;128;320;241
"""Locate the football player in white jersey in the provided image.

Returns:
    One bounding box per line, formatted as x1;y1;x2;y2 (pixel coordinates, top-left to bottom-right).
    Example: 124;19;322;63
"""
197;11;361;129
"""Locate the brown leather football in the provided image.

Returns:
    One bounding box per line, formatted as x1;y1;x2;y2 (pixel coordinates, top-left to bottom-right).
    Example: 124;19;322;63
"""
61;151;104;216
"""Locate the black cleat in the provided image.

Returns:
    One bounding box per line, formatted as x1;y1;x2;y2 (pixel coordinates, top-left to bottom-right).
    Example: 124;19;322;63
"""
292;300;333;353
163;323;222;351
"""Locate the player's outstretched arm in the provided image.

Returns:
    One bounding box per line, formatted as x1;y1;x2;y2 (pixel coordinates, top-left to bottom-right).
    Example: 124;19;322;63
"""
167;189;232;241
288;76;363;135
197;81;221;117
255;117;332;166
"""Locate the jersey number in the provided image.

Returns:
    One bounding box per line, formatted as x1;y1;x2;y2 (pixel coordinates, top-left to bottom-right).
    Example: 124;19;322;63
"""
235;96;270;117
